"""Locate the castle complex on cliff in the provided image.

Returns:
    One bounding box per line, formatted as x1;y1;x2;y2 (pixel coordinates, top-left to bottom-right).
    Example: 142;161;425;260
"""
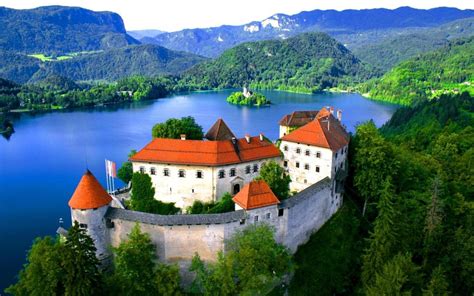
64;106;349;278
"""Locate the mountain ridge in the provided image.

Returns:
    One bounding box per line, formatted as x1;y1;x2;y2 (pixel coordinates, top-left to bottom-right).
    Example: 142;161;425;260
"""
142;7;474;57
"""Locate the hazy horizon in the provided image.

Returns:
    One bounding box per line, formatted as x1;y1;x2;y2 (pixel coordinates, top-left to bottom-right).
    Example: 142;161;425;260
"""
2;0;473;32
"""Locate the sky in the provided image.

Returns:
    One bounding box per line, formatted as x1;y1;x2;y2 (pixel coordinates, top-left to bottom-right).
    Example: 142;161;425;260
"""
2;0;473;31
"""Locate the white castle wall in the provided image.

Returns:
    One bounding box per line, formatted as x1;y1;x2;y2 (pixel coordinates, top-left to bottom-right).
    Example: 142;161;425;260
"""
100;178;337;267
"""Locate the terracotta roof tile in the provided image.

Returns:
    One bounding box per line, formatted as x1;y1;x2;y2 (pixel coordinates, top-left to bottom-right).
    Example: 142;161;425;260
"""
279;111;319;127
68;170;112;209
131;136;281;166
205;118;236;141
281;108;350;151
232;180;280;210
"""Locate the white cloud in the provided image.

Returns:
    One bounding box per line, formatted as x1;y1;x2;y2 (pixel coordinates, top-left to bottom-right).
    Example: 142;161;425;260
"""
2;0;473;31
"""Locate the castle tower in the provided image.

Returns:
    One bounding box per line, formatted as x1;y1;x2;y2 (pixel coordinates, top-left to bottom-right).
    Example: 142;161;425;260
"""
68;170;112;260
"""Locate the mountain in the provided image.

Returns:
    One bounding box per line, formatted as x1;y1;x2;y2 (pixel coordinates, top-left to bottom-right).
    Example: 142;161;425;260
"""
354;17;474;72
366;37;474;105
181;32;375;93
0;6;138;54
128;29;165;40
142;7;474;57
2;44;206;83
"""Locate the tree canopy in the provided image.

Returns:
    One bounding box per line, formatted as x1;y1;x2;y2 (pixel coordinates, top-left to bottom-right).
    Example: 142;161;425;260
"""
151;116;204;140
255;160;291;200
190;224;292;295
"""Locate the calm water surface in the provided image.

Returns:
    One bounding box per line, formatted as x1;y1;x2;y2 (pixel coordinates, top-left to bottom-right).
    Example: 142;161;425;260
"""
0;90;398;289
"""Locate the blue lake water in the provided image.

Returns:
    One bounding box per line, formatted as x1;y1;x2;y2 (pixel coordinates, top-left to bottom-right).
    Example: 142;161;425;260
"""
0;90;398;290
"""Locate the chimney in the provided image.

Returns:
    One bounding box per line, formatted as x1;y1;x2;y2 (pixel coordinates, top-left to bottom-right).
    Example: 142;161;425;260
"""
259;133;264;141
231;137;237;144
337;110;342;122
245;134;251;143
330;107;334;115
180;134;186;140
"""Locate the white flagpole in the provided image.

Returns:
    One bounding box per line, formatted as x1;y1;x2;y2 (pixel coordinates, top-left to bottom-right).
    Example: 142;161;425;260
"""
105;159;110;194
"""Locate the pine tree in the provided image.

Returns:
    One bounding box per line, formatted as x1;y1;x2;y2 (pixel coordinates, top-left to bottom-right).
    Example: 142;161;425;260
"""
5;237;64;296
62;221;102;296
362;177;399;286
423;266;449;296
366;253;419;296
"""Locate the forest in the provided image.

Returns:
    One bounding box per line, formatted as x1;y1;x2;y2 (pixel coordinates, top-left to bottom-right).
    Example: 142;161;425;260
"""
289;91;473;295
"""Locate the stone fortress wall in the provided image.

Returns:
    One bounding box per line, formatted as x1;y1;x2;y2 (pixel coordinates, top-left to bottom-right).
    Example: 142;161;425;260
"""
95;177;338;271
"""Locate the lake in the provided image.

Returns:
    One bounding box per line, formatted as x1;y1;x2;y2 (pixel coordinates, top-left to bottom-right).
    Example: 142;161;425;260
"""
0;90;397;290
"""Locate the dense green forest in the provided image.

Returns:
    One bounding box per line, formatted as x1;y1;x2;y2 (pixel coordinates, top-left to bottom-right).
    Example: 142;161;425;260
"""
288;92;473;295
181;32;376;93
0;76;179;112
354;17;474;72
364;37;474;105
0;6;138;54
0;45;206;84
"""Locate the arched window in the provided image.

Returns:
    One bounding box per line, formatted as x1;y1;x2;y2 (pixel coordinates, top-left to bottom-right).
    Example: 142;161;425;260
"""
219;170;225;179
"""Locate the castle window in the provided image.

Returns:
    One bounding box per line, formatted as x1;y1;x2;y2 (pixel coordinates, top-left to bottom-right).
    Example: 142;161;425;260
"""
178;170;185;178
254;215;259;223
240;219;246;225
163;168;170;176
283;145;288;151
316;152;321;158
335;152;338;159
245;165;251;174
150;167;156;175
230;168;236;177
79;223;88;229
253;164;258;173
305;149;310;156
139;166;145;174
283;160;288;167
340;163;343;169
296;162;300;168
192;189;195;193
316;166;320;173
278;209;284;216
296;148;301;154
219;170;225;179
266;213;271;219
304;164;310;170
196;170;203;179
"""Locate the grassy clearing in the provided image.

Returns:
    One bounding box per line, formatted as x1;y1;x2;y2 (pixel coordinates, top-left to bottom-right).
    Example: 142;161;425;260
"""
28;50;103;62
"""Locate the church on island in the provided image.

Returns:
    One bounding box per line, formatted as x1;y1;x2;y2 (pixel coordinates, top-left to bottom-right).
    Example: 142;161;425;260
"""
63;106;350;276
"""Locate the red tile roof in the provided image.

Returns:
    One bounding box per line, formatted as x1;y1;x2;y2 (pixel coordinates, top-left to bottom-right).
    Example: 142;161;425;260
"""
232;180;280;210
205;118;236;141
131;136;281;166
281;107;350;151
68;170;112;210
278;111;319;127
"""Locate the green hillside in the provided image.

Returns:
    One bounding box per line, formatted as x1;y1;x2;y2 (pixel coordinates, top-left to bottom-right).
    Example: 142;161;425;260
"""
181;32;376;93
354;17;474;72
0;6;138;54
0;45;206;83
366;37;474;105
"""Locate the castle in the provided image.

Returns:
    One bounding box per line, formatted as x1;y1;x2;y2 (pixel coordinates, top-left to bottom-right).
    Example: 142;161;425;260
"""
64;106;349;280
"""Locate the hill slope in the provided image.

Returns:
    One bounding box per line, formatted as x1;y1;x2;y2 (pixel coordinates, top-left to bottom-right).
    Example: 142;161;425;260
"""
1;45;206;83
354;17;474;72
0;5;138;54
181;32;375;92
367;37;474;105
143;7;474;57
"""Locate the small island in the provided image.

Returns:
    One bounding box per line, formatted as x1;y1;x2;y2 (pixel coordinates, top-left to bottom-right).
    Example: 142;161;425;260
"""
0;114;14;139
226;87;271;106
